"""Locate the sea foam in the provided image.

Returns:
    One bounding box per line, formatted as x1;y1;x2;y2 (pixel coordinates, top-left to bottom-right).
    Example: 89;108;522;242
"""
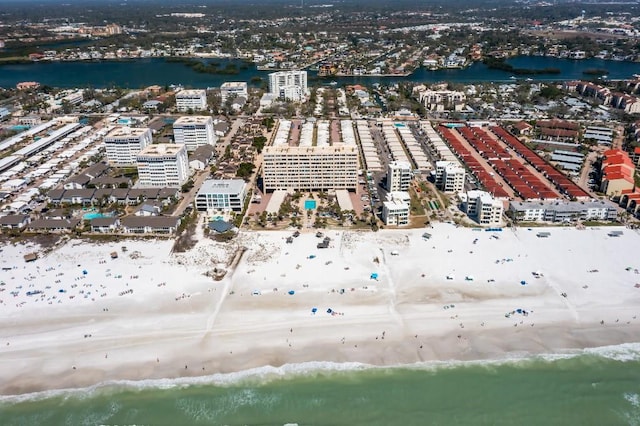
3;342;640;405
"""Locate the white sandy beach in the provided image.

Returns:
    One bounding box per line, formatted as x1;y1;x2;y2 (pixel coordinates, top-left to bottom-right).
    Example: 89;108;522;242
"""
1;224;640;395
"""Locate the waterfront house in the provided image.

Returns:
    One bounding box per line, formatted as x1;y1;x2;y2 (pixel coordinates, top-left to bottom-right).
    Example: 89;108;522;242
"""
0;214;30;230
90;217;120;233
121;216;180;234
27;218;81;232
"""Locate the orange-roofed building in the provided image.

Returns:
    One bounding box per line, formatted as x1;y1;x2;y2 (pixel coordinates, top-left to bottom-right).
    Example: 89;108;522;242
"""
600;149;635;197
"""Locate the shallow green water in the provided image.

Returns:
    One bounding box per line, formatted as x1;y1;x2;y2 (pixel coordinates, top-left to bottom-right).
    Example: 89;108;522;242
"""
2;350;640;425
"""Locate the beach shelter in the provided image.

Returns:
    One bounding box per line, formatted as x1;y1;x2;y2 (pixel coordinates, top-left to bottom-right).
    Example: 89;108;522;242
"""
288;290;295;295
82;270;88;275
311;307;317;314
520;280;527;285
370;273;378;280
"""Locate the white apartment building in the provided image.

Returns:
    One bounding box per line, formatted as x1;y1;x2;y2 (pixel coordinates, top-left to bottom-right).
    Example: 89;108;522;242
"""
387;161;412;192
175;89;207;112
172;115;217;152
220;82;248;102
262;145;359;192
417;89;466;112
195;179;247;213
104;127;153;166
508;200;618;223
462;190;504;226
435;161;465;193
136;143;189;188
268;70;308;101
61;90;84;106
382;191;410;226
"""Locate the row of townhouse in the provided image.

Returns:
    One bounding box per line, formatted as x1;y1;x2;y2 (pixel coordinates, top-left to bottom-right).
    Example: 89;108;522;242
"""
567;81;640;114
0;214;180;234
47;187;179;207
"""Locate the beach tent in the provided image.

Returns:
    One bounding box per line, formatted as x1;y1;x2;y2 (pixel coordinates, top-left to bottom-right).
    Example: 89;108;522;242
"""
82;270;88;275
520;280;527;285
311;307;317;314
288;290;295;295
327;308;333;314
370;273;378;280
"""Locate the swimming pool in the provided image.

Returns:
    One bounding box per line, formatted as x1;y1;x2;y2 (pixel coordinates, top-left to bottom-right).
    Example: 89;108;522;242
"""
83;212;113;220
304;200;317;210
394;123;406;128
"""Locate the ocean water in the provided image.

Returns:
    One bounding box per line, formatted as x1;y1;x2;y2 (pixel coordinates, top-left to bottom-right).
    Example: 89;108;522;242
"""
2;346;640;426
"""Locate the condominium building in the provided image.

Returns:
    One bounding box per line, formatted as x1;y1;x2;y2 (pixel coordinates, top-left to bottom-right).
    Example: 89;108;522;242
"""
386;161;412;192
268;70;308;101
220;82;248;102
462;190;504;226
175;89;207;112
104;127;152;166
382;192;410;226
416;89;466;112
600;149;635;197
435;160;465;193
172;115;217;152
136;144;189;188
509;200;617;222
195;179;247;213
262;145;358;192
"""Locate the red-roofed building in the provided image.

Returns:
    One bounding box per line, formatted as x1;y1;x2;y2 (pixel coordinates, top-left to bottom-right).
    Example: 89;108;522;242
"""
512;121;533;136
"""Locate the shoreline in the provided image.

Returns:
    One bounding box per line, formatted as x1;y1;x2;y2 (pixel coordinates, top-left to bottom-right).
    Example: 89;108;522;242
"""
1;224;640;396
3;339;640;403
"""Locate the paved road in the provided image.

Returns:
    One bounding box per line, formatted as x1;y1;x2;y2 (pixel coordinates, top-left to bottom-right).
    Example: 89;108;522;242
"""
214;118;245;158
577;150;598;190
173;170;210;216
174;118;245;216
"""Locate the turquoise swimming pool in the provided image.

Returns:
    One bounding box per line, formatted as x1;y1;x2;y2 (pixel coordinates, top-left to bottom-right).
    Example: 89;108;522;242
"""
304;200;317;210
83;212;113;220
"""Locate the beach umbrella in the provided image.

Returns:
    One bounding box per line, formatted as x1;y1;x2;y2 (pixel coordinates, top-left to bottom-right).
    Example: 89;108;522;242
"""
311;307;317;314
520;280;527;285
288;290;295;295
82;270;88;275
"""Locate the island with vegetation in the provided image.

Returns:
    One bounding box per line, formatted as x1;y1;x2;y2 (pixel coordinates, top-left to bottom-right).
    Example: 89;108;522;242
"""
483;57;561;75
165;57;242;75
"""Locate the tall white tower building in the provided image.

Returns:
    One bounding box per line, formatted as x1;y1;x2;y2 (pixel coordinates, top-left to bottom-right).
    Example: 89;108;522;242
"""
173;116;217;152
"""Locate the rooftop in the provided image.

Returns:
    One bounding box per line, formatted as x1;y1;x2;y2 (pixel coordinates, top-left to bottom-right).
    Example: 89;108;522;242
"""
264;145;359;155
176;89;205;97
137;144;185;157
199;179;246;194
173;116;213;125
105;127;150;138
